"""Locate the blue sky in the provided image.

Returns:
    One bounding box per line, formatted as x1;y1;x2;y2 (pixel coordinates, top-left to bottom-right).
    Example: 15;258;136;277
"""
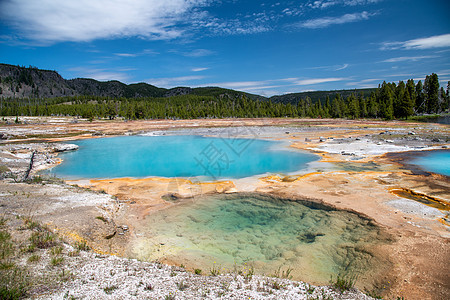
0;0;449;96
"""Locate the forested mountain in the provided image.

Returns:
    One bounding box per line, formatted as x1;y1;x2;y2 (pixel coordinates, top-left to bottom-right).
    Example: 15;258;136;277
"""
1;63;449;120
0;63;375;103
0;63;264;100
270;89;376;104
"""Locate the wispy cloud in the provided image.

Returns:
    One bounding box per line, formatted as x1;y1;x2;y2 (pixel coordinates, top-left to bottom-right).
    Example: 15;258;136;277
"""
192;67;209;72
295;77;347;85
194;15;271;36
297;11;373;29
308;0;382;9
381;34;450;50
183;49;215;57
381;56;435;63
346;78;380;88
0;0;210;43
147;75;205;87
113;49;158;58
198;77;349;96
67;67;130;82
114;53;138;58
335;64;349;70
307;63;349;71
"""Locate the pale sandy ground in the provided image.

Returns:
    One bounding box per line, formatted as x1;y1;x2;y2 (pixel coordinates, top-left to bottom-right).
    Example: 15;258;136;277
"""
1;117;449;299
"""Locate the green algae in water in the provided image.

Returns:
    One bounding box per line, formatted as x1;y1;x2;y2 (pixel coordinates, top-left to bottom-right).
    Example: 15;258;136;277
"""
135;193;391;285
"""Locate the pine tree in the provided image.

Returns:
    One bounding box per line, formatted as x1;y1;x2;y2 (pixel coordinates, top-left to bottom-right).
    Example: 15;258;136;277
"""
439;86;448;112
394;81;406;118
406;79;416;112
367;92;379;118
324;96;331;118
347;93;360;119
424;73;440;113
415;80;425;113
379;82;394;119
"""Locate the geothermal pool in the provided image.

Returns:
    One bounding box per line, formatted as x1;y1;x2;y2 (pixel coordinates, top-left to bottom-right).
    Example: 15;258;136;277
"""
134;193;391;285
409;150;450;176
49;135;318;179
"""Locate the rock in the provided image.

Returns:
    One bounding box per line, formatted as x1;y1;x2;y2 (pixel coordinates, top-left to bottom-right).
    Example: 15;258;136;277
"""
408;131;416;135
0;133;11;140
342;152;355;156
442;145;448;149
52;143;79;152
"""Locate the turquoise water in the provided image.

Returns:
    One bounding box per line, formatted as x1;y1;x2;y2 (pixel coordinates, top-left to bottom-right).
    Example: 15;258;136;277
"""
134;193;391;285
49;135;317;179
411;150;450;176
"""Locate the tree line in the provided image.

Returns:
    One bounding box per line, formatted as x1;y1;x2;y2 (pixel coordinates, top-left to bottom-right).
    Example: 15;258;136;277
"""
1;73;449;120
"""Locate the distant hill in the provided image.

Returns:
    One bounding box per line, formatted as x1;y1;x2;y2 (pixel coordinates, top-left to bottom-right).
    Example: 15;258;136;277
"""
0;63;265;100
269;88;377;104
0;63;376;102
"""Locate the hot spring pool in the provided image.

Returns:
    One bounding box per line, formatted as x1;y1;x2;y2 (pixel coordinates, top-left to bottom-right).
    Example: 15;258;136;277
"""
409;150;450;176
49;135;318;179
133;193;391;285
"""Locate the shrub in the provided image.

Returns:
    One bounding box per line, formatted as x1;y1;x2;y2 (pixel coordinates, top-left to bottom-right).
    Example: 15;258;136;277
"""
331;273;357;292
210;262;220;276
50;246;63;256
0;231;14;260
0;267;29;299
29;231;56;249
103;285;118;295
271;266;293;279
27;255;40;263
50;257;64;266
75;240;90;251
194;268;202;275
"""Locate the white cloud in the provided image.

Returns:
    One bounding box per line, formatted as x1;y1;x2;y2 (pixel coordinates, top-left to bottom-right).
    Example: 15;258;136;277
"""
308;0;381;9
298;11;373;29
346;78;380;88
335;64;349;70
381;56;435;63
381;34;450;50
0;0;210;43
147;75;205;87
114;49;158;58
67;67;130;82
195;16;270;36
207;81;268;89
183;49;215;57
294;78;347;85
198;77;349;95
114;53;138;58
191;67;209;72
306;63;349;71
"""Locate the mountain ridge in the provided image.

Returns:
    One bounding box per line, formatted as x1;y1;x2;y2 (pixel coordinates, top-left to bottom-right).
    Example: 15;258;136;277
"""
0;63;376;103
